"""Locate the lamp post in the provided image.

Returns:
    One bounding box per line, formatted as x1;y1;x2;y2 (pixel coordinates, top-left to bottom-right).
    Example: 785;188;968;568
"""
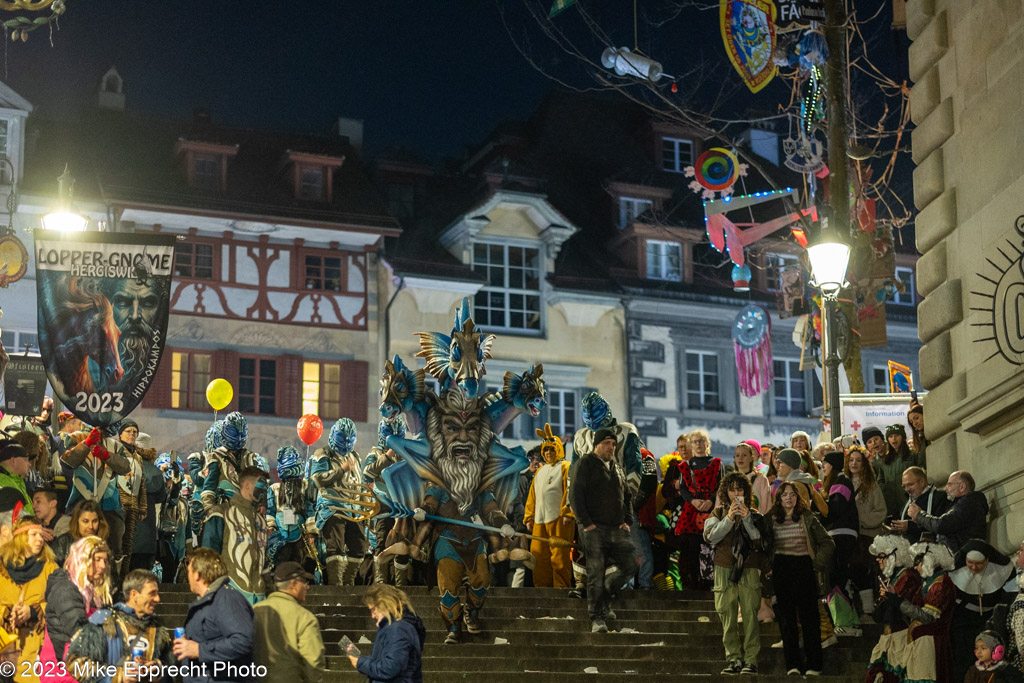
807;221;851;440
41;166;88;232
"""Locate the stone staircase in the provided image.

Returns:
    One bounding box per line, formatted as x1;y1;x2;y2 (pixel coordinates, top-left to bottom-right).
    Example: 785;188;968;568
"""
155;584;875;681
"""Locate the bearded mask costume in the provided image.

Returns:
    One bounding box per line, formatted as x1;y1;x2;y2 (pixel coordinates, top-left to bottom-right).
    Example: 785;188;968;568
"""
310;418;367;586
374;298;536;644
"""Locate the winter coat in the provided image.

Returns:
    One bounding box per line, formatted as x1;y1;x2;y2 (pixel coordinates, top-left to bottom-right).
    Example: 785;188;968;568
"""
0;464;32;514
568;454;633;529
253;591;326;683
897;485;951;544
65;602;176;682
874;451;921;518
132;459;166;556
915;490;989;553
765;510;835;596
0;555;57;683
181;576;254;683
852;475;887;537
821;472;859;538
355;608;426;683
43;569;92;662
50;533;74;569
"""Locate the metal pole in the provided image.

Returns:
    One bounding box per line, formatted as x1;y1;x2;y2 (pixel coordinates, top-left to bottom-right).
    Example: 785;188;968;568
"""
823;293;842;440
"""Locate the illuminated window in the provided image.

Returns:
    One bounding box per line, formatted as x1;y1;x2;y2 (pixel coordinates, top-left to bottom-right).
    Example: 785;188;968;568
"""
171;351;211;410
303;361;342;420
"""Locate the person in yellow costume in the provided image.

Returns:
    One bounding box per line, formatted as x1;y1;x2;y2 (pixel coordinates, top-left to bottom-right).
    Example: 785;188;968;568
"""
523;424;574;588
0;517;57;683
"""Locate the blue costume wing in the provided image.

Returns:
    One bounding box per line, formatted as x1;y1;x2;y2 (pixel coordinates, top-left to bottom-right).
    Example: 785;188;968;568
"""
481;441;529;513
386;435;443;489
374;461;427;519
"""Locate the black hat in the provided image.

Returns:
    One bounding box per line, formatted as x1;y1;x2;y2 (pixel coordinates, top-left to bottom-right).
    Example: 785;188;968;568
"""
886;423;906;438
593;428;616;447
273;561;314;583
861;426;884;444
118;419;139;435
0;443;29;463
0;487;26;513
823;450;845;473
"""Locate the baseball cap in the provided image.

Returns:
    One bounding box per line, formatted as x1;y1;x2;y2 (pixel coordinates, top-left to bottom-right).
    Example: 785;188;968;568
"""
273;561;314;583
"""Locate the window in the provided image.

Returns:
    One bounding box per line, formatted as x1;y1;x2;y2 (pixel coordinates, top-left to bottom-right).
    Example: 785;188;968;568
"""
303;361;342;420
765;253;800;292
547;389;577;440
662;136;693;173
773;358;806;417
174;242;215;279
194;155;220;191
619;197;653;229
305;254;343;291
170;351;211;410
299;167;325;200
686;351;721;411
893;266;915;305
239;357;276;415
646;240;682;281
472;243;542;332
873;365;889;393
0;329;37;353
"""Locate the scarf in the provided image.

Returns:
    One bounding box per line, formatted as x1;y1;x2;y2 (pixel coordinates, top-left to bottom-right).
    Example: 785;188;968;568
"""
5;556;45;583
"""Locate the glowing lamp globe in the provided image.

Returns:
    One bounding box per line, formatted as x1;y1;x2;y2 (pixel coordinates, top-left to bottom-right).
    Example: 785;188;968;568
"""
41;210;87;232
807;240;850;294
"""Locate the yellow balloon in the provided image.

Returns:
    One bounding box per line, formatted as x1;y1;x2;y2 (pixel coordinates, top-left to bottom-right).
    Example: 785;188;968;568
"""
206;378;233;411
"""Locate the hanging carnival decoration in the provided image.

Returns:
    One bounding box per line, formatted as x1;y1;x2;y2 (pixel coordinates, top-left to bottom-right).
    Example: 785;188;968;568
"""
1;0;67;44
732;304;773;397
685;147;747;199
702;188;819;291
720;0;778;93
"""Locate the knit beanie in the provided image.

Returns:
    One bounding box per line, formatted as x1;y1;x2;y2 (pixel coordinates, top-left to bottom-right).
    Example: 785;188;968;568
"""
861;426;884;444
823;450;845;473
743;439;762;454
885;423;906;438
776;448;801;471
976;630;1002;651
593;427;616;446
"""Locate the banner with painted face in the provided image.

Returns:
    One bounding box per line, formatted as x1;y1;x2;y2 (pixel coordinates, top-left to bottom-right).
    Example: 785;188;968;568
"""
34;230;176;427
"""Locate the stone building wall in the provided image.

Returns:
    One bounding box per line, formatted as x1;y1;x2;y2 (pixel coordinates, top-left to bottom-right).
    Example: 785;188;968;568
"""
907;0;1024;550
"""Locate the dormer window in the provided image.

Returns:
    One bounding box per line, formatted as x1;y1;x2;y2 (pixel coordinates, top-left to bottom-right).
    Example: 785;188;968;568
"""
286;151;344;202
619;196;653;228
299;167;325;200
193;154;220;191
175;139;238;193
662;136;693;173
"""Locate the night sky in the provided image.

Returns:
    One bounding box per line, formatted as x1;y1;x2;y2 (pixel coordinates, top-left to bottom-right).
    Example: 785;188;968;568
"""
0;1;907;169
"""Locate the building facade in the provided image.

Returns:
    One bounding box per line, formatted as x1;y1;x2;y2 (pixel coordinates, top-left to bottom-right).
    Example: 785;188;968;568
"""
907;0;1024;548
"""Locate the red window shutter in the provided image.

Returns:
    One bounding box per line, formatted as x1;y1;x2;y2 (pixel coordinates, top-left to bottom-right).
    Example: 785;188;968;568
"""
339;360;369;423
279;355;302;418
211;349;240;412
143;348;174;408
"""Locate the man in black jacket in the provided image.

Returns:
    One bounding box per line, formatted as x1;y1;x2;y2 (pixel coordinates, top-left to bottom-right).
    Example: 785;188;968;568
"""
908;470;987;553
891;466;950;543
568;428;636;633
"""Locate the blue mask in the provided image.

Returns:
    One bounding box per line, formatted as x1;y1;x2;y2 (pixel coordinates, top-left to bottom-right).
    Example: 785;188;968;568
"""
206;420;225;452
221;412;248;451
581;392;612;430
378;416;406;448
276;446;302;480
329;418;357;454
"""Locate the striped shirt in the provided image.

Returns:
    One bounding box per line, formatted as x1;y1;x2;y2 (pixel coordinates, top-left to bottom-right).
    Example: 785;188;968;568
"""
774;519;810;556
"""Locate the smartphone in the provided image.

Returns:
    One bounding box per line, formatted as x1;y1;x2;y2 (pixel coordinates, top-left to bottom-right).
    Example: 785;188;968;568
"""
339;635;360;657
911;390;918;402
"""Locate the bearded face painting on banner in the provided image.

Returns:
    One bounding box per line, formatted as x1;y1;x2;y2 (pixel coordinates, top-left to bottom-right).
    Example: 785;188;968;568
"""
34;230;175;427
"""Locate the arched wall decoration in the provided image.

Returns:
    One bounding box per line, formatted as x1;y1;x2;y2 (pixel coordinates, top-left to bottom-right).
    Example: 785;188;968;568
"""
972;215;1024;365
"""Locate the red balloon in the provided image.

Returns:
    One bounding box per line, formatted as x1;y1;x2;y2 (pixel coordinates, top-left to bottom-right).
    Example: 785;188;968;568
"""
297;414;323;445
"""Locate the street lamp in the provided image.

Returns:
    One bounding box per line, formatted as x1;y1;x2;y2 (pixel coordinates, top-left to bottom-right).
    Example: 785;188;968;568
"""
41;166;88;232
807;220;850;439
